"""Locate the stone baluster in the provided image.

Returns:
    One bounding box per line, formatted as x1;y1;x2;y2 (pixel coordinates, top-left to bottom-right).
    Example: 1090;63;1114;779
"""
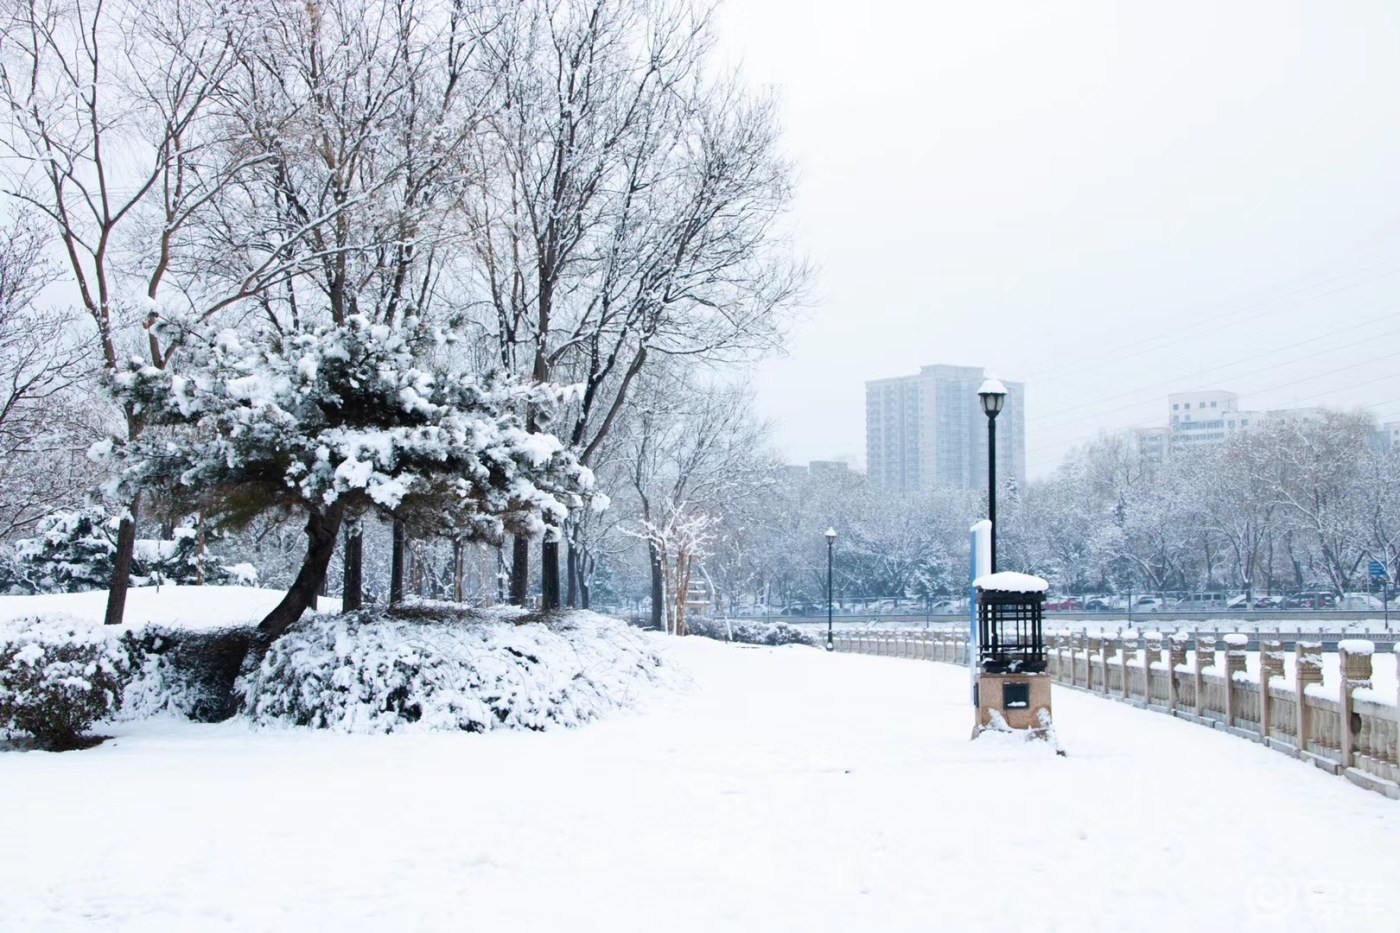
1340;640;1375;770
1145;631;1163;704
1120;630;1137;701
1260;639;1285;742
1194;632;1215;718
1223;633;1248;727
1167;632;1188;712
1295;641;1324;754
1088;635;1104;692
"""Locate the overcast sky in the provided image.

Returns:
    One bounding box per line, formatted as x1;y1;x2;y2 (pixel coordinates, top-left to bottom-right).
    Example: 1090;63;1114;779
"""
714;0;1400;478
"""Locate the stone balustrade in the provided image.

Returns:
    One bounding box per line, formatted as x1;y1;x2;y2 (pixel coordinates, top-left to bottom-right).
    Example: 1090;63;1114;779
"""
832;627;1400;799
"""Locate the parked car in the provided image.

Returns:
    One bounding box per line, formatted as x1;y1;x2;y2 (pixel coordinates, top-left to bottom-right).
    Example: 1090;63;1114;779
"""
929;599;962;614
1339;592;1385;610
1084;597;1115;611
1173;592;1228;611
1043;597;1083;611
1132;597;1167;612
1283;591;1336;609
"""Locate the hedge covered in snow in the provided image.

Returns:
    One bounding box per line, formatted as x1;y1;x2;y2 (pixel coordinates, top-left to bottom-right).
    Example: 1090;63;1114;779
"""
238;607;674;733
1;606;678;744
683;616;816;648
0;617;130;749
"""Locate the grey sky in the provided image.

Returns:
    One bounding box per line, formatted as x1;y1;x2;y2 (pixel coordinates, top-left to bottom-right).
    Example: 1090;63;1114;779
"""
716;0;1400;478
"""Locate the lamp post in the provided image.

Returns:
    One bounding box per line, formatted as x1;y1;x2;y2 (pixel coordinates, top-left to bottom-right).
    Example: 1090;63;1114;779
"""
977;378;1007;574
825;527;837;651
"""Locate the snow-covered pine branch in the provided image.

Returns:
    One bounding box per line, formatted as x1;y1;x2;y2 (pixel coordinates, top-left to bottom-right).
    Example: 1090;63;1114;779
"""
102;314;592;643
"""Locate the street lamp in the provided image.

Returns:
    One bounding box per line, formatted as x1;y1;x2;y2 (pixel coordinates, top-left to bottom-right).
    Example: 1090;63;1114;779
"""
825;527;837;651
977;378;1007;574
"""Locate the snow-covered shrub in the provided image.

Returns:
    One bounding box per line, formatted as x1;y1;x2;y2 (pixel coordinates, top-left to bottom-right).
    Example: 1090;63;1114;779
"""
120;626;258;723
1;507;249;595
238;606;674;733
0;617;129;749
681;616;817;647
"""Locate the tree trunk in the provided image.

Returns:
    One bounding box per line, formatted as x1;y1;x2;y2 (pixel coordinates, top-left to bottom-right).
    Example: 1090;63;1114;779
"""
390;517;406;605
103;495;141;626
541;539;560;610
649;543;664;630
342;518;363;612
256;502;346;643
566;541;579;608
453;538;464;602
510;534;529;605
579;555;591;610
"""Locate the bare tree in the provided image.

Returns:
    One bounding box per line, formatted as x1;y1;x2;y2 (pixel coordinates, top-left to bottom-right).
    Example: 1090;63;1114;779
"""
0;0;260;623
0;216;100;537
622;368;772;628
469;0;805;609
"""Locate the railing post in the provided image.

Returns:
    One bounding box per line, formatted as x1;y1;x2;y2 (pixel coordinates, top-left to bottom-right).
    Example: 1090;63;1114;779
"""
1193;632;1212;718
1119;631;1133;701
1223;634;1247;728
1260;640;1284;742
1167;632;1188;713
1340;640;1374;770
1296;641;1323;754
1144;631;1162;703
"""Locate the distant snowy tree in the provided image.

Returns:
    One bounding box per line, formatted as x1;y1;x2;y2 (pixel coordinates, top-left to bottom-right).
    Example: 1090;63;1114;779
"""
1;506;247;594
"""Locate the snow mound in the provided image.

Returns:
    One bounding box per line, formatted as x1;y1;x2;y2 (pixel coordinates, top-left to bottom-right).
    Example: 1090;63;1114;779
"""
238;607;679;734
1338;638;1375;656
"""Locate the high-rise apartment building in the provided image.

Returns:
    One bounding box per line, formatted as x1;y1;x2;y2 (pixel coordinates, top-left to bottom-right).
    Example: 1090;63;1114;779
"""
865;364;1026;494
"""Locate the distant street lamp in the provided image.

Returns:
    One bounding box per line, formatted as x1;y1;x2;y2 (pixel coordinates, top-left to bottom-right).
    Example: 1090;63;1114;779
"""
978;378;1007;573
825;527;837;651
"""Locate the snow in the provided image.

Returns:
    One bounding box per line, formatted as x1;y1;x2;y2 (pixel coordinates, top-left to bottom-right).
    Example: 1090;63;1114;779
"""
973;570;1048;593
1338;639;1375;656
3;634;1400;930
977;376;1008;397
0;586;339;631
1223;633;1250;647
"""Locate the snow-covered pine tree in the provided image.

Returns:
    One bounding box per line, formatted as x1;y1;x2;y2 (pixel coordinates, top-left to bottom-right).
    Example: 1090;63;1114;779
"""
103;315;592;644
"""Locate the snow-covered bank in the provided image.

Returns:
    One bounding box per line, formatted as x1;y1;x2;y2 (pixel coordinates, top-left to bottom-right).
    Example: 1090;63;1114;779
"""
0;585;341;631
3;637;1398;932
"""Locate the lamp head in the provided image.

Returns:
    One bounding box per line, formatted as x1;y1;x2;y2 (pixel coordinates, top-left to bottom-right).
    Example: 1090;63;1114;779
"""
825;527;837;543
978;377;1008;419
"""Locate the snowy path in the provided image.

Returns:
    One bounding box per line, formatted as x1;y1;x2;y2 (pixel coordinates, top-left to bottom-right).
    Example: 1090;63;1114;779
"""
2;638;1397;932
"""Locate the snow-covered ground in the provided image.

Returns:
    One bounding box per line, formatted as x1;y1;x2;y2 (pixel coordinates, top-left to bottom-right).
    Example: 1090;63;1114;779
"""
3;634;1398;931
0;585;339;630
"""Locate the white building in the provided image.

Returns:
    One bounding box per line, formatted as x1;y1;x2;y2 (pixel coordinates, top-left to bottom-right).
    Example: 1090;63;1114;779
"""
1164;391;1326;454
865;364;1026;494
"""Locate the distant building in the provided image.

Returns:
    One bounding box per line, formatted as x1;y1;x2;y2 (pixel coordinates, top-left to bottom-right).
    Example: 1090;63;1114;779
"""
1168;390;1240;449
865;364;1026;494
807;460;851;476
1115;391;1333;459
1373;421;1400;452
782;460;856;482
